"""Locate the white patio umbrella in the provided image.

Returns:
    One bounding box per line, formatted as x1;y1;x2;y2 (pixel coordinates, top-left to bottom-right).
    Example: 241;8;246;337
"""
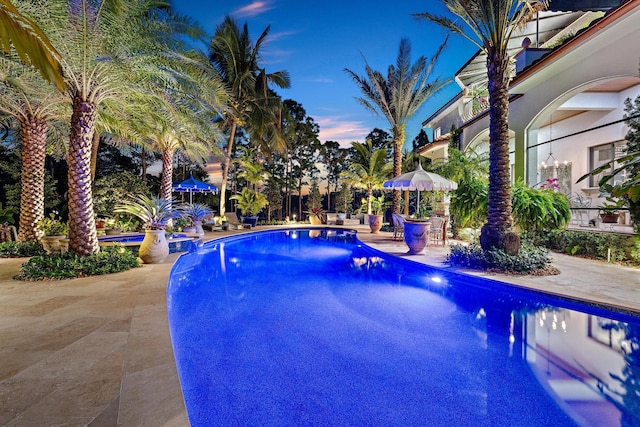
383;163;458;212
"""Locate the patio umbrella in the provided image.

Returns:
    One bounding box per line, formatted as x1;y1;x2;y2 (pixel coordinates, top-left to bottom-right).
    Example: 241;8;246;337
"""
172;174;218;204
383;163;458;212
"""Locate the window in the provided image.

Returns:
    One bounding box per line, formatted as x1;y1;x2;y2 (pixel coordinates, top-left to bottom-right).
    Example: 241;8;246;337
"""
539;163;572;195
589;141;627;187
434;127;441;139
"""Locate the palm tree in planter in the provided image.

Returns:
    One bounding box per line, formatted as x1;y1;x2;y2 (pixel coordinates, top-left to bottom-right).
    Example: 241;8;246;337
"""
230;188;268;227
182;203;212;238
115;195;181;264
341;141;392;231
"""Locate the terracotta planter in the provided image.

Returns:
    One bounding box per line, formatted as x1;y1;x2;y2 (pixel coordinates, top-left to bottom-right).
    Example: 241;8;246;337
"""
368;214;383;234
403;220;431;254
139;229;169;264
600;213;619;224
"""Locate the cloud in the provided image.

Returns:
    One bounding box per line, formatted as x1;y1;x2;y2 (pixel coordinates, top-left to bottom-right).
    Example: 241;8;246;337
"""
307;77;333;84
233;1;274;18
315;116;370;148
267;30;298;42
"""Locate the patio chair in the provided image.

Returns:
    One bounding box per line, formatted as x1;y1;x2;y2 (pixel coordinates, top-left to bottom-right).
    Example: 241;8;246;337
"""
392;214;405;240
428;216;445;246
224;212;252;230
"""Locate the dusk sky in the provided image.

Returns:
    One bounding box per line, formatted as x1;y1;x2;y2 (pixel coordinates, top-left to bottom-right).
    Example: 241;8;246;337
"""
173;1;478;148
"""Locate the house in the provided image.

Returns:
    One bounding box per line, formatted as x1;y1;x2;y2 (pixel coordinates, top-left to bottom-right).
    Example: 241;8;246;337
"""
420;0;640;231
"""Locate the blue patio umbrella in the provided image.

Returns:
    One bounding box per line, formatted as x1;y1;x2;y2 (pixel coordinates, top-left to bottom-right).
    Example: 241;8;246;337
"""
172;174;218;204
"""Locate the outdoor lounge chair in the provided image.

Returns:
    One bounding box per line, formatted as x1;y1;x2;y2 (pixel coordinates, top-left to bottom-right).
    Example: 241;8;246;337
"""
224;212;252;230
392;214;405;240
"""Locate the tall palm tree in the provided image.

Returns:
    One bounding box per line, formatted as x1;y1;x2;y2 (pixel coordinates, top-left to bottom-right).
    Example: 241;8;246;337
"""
0;56;68;242
341;141;392;214
0;0;63;89
415;0;547;253
22;0;208;255
209;16;290;216
344;38;448;214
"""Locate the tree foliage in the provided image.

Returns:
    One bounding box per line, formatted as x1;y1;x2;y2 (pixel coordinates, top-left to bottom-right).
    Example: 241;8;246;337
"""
345;38;449;214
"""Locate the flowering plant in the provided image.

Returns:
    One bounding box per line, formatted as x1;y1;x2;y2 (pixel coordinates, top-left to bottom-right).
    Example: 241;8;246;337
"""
38;212;68;236
540;177;559;190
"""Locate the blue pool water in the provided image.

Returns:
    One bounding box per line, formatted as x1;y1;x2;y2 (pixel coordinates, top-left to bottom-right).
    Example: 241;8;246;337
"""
167;228;640;426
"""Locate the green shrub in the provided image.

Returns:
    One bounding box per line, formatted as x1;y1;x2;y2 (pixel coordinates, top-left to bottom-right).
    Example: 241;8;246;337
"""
0;241;46;257
447;242;552;273
524;229;638;264
16;247;140;280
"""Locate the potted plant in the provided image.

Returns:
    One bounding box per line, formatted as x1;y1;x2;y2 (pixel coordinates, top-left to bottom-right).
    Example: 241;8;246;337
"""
403;200;435;255
115;195;180;263
182;203;212;237
335;183;353;221
368;196;389;233
103;217;123;235
599;198;625;224
230;188;268;228
38;212;69;253
305;207;326;225
173;217;193;233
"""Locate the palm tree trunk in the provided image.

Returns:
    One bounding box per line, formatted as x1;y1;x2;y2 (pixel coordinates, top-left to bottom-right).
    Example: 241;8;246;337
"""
479;54;519;254
219;122;237;216
367;188;373;215
17;115;47;242
90;131;99;182
392;126;405;214
160;145;175;201
67;97;99;255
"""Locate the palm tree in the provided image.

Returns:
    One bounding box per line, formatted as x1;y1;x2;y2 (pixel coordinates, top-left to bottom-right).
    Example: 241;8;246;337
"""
341;141;392;214
415;0;547;253
0;0;63;89
0;56;68;242
344;38;448;214
209;16;290;216
20;0;209;256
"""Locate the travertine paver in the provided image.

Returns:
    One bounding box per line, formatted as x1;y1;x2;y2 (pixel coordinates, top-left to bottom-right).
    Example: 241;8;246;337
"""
0;225;638;425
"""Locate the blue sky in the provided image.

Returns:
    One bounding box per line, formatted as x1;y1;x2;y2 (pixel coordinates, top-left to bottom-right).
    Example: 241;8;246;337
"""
173;1;477;148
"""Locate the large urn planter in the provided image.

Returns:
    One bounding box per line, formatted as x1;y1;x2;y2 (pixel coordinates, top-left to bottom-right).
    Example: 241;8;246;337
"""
242;216;259;228
368;214;383;233
192;220;205;238
309;215;323;225
139;229;169;264
403;220;431;254
40;235;68;254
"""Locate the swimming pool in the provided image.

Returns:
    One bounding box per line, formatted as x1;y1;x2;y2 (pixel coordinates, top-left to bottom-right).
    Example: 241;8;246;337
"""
167;228;640;426
98;232;194;254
